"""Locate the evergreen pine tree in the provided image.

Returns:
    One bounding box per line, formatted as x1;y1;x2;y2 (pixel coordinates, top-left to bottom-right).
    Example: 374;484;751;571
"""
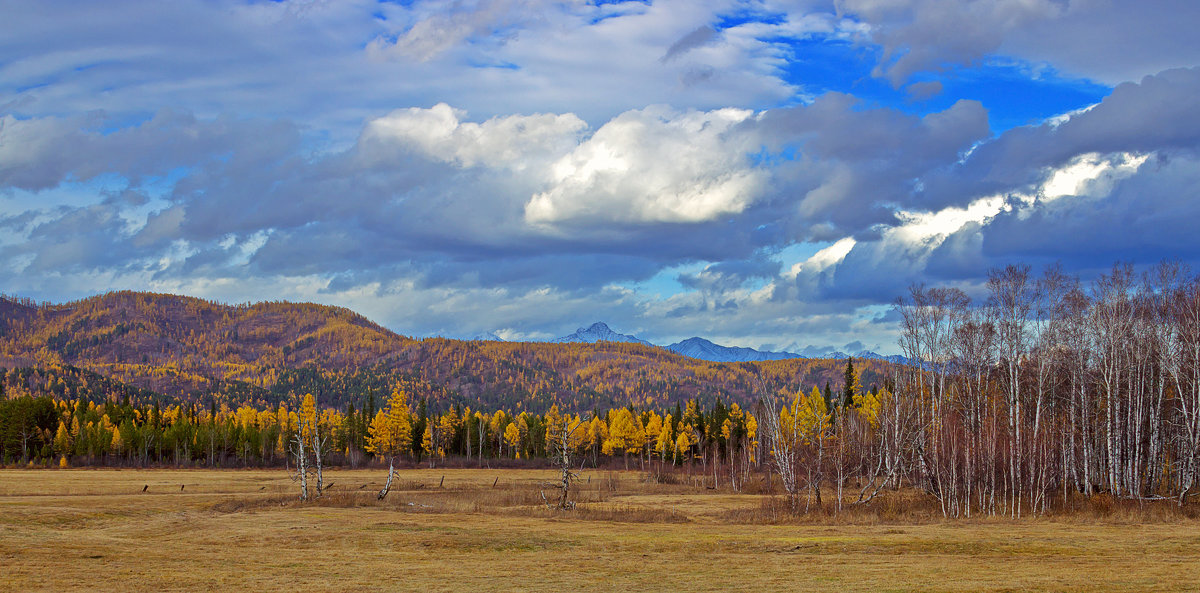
842;357;857;408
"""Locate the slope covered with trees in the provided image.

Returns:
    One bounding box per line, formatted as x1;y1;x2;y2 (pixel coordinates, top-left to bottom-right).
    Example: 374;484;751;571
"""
0;291;885;414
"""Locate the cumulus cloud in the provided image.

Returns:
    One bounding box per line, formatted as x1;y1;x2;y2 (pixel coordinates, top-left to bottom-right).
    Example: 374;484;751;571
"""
791;146;1152;303
525;106;764;226
360;103;586;170
10;72;1169;346
976;152;1200;267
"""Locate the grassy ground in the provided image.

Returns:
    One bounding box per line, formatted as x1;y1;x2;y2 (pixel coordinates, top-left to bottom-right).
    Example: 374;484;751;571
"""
2;467;1198;592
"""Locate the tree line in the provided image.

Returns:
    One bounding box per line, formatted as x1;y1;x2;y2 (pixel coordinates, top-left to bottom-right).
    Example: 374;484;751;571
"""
757;262;1200;516
0;386;773;490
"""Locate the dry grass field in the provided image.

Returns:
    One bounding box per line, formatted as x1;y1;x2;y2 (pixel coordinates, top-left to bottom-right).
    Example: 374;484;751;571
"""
2;467;1198;592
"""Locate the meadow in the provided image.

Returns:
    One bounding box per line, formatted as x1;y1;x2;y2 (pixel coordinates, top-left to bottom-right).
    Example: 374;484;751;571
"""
2;467;1198;592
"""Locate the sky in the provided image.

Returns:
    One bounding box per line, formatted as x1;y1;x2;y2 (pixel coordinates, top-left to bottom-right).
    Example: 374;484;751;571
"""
2;0;1200;355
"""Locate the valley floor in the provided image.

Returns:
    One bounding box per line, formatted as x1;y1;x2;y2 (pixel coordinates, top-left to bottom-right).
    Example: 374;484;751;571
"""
2;468;1198;592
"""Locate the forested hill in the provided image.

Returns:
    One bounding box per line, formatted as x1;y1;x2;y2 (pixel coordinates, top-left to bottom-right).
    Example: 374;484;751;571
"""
0;292;888;413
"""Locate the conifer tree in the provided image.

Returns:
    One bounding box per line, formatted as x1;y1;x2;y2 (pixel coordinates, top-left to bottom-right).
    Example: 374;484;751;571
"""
842;358;859;408
503;422;521;458
366;389;412;499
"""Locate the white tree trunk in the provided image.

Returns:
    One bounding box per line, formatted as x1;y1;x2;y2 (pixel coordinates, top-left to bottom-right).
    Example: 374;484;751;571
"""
377;457;395;500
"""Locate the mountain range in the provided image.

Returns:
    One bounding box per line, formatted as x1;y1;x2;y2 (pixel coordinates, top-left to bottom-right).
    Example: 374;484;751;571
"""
543;323;902;364
664;337;803;362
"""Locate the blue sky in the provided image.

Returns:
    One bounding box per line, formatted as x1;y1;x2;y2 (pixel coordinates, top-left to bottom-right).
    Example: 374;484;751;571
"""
3;0;1200;354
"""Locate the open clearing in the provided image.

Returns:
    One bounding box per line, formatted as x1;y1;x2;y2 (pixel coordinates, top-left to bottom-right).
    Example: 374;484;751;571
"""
2;468;1198;592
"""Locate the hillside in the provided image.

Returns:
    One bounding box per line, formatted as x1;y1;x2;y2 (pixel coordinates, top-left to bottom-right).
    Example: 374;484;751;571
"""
0;292;890;412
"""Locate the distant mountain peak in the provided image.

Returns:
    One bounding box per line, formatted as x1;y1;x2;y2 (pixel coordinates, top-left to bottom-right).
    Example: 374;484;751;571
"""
665;337;804;363
553;322;651;346
469;331;505;342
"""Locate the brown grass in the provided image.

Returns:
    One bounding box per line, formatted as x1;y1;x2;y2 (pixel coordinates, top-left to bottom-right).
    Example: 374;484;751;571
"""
3;467;1199;592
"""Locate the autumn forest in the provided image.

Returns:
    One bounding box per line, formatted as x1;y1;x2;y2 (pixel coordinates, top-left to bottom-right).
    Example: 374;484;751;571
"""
2;260;1200;519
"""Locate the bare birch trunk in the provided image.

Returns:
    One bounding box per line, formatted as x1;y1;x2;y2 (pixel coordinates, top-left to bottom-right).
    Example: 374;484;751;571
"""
377;457;394;500
312;421;324;498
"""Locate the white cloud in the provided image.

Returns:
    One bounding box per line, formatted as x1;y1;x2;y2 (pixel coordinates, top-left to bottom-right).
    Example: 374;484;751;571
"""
1039;151;1148;202
785;237;856;279
880;150;1147;258
361;103;587;170
892;196;1007;246
1045;102;1099;128
524;106;764;226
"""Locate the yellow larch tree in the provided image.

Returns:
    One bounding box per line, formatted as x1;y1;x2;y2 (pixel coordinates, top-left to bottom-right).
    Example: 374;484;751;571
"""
503;422;521;458
110;428;123;457
655;413;673;465
605;408;645;469
438;407;460;456
674;424;695;465
643;411;663;463
783;386;833;506
855;386;883;428
299;393;317;442
544;404;565;452
53;421;72;458
588;416;608;465
366;389;412;499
